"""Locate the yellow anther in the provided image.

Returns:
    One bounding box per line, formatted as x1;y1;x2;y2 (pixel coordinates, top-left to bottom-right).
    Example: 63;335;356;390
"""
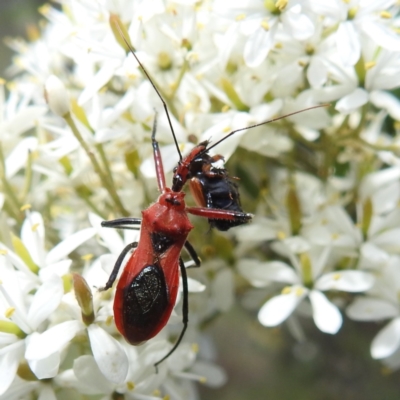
81;254;94;261
380;11;392;19
295;287;305;296
192;342;199;353
281;286;292;294
31;223;40;232
333;273;341;281
276;231;286;240
364;61;376;70
221;104;230;113
20;204;32;211
275;0;288;11
5;307;15;318
261;20;270;30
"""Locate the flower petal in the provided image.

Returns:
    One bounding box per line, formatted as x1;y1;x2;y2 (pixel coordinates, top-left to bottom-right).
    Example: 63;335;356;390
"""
25;320;81;360
46;228;96;265
315;271;374;292
73;355;114;394
28;352;61;380
191;360;227;388
238;259;299;286
21;211;45;267
371;228;400;252
370;90;400;120
0;341;24;395
347;297;399;321
5;137;38;179
336;21;360;66
87;324;128;384
371;318;400;359
258;286;308;327
187;277;206;293
307;56;327;88
244;24;276;68
283;6;314;40
335;88;368;114
309;290;342;334
37;385;56;400
78;61;119;105
28;274;64;330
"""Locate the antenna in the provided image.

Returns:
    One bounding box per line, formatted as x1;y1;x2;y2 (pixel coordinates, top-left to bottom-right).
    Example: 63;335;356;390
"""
113;20;329;161
206;104;330;153
113;19;183;161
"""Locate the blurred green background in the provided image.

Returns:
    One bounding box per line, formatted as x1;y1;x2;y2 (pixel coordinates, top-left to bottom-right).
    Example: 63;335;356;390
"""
0;0;43;75
2;2;400;400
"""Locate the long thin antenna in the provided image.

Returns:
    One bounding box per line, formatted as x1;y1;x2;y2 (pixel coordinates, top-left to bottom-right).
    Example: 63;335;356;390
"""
113;19;183;161
206;104;330;153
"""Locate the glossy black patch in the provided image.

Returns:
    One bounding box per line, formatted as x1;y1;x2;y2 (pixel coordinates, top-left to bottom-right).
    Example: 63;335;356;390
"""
122;264;168;343
196;173;250;231
151;232;175;254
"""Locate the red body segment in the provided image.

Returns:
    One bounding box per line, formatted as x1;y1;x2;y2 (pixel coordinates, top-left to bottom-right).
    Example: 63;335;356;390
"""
113;190;193;345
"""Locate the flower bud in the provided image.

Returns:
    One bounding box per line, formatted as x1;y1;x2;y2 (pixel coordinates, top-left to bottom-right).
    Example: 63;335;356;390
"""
286;185;302;235
44;75;70;117
73;273;95;325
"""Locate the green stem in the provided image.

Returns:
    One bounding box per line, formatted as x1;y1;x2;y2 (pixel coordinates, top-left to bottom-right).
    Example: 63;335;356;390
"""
80;191;108;219
95;143;117;190
64;113;129;216
169;59;189;100
0;144;22;219
21;150;33;203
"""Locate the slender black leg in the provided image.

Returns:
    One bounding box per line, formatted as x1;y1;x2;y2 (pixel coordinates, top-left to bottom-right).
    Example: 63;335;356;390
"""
154;257;189;372
99;242;138;291
101;218;142;230
184;240;201;268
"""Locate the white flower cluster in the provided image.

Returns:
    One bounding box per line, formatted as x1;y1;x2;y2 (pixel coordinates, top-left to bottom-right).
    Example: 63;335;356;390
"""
1;0;400;398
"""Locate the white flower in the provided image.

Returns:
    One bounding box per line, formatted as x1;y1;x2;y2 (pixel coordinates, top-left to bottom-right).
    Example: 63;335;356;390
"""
214;0;315;68
44;75;70;117
239;246;374;334
310;0;400;66
0;210;95;395
347;256;400;365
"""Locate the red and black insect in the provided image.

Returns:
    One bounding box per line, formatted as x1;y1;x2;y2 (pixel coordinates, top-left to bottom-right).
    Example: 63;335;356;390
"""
100;113;249;370
101;21;328;369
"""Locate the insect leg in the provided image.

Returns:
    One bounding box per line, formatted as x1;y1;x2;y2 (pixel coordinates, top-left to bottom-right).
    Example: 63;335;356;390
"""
150;112;167;192
186;206;253;223
99;241;138;291
154;257;189;372
101;218;142;230
184;240;201;268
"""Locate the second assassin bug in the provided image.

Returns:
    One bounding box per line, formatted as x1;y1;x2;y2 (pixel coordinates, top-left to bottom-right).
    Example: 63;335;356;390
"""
101;19;328;369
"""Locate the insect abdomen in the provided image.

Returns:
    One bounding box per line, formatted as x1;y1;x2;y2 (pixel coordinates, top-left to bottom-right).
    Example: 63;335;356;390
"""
195;174;249;231
116;264;169;345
